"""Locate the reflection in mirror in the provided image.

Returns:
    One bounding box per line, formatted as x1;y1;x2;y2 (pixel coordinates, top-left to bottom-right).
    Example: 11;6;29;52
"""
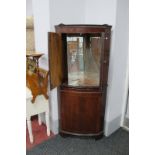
67;35;102;86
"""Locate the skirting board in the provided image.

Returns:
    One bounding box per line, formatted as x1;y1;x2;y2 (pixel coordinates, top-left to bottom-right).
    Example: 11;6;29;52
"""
40;113;59;135
122;117;129;129
104;115;122;137
50;119;59;134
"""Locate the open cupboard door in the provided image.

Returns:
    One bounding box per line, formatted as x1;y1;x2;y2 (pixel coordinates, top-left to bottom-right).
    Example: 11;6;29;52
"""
48;32;63;89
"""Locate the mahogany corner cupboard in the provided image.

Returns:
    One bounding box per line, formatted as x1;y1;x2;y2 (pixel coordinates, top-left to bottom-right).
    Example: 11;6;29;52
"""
48;24;112;138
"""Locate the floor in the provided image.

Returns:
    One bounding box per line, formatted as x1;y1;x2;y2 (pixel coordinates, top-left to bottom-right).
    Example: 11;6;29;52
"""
27;128;129;155
26;116;55;150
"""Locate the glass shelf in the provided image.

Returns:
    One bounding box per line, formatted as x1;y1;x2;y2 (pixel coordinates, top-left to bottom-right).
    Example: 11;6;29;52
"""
66;35;102;87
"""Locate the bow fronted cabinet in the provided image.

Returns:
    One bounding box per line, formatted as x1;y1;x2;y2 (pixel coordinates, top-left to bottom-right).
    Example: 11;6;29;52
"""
48;24;112;139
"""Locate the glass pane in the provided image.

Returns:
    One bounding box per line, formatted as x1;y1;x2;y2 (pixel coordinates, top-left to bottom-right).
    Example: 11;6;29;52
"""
67;35;102;86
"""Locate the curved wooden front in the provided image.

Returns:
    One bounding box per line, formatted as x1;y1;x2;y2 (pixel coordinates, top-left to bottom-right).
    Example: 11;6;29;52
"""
59;87;104;136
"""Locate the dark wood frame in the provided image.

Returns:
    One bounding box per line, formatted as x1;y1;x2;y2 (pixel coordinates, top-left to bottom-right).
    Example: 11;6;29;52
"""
48;24;112;139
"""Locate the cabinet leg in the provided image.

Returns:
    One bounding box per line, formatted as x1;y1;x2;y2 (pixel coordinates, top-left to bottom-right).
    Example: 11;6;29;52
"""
95;134;103;140
60;132;69;138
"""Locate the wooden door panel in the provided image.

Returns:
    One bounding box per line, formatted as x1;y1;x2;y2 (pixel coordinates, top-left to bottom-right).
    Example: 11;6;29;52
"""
60;90;103;134
48;32;63;89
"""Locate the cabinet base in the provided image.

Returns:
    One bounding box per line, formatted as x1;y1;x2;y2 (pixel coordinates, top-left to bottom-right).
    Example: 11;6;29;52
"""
59;130;103;140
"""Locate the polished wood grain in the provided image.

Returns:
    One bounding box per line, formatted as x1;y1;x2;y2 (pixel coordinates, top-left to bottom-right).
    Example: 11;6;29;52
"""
48;24;112;138
55;24;112;34
48;32;64;89
60;89;103;134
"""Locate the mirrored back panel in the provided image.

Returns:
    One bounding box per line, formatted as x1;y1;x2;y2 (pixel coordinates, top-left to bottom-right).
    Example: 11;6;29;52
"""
66;34;102;87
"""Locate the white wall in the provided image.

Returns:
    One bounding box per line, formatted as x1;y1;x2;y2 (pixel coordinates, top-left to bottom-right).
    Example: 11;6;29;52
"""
105;0;129;135
49;0;86;133
26;0;33;16
50;0;86;30
32;0;86;134
32;0;53;132
32;0;51;70
84;0;129;136
85;0;117;26
31;0;129;135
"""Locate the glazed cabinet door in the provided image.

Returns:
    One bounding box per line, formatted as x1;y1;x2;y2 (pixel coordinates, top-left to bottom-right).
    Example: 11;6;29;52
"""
100;31;111;87
48;32;64;89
